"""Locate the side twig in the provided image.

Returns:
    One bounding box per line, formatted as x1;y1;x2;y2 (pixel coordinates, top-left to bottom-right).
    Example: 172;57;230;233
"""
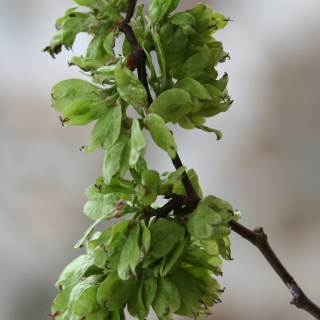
229;220;320;319
155;195;184;219
171;153;201;207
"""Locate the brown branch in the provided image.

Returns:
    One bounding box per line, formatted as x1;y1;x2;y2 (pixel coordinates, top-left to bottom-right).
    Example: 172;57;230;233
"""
171;153;201;207
124;0;137;20
229;220;320;319
155;195;184;219
118;0;153;106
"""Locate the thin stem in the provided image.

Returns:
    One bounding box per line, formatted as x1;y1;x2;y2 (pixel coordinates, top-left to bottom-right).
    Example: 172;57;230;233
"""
229;220;320;319
171;153;201;207
124;0;137;20
156;195;184;219
118;0;153;106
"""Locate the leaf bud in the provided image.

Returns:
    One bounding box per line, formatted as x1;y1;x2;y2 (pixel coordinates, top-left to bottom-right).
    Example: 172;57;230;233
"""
126;53;139;71
113;200;127;218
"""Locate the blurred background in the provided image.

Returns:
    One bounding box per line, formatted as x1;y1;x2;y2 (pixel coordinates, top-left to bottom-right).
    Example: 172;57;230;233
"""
1;0;320;319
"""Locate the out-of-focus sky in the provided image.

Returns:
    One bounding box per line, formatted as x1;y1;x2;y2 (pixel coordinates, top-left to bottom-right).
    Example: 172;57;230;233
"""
1;1;320;319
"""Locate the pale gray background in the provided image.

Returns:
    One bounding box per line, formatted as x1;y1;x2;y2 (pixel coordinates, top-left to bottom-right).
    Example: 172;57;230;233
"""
1;0;320;319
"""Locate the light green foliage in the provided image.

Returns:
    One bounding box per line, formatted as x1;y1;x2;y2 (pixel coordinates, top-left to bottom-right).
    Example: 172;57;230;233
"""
45;1;238;319
149;88;193;122
56;255;96;288
138;170;160;206
145;113;177;158
82;104;122;153
61;99;107;126
148;218;186;258
51;79;99;113
97;271;137;311
149;0;179;24
168;12;197;35
115;60;148;109
130;119;146;166
118;222;141;279
152;276;181;319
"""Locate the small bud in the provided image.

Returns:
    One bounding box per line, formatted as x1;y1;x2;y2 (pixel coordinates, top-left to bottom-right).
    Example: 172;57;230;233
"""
113;200;127;218
126;53;139;71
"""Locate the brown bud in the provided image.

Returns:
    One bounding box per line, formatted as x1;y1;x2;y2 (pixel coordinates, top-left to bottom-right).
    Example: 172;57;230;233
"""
126;53;139;71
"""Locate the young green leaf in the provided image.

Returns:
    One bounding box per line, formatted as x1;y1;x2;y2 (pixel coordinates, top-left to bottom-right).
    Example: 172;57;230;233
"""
115;60;148;109
68;276;104;320
152;276;181;319
180;48;227;83
186;205;222;240
118;222;141;280
149;89;192;123
96;270;137;311
127;279;146;320
184;250;222;275
142;40;158;93
82;104;122;153
140;219;151;253
93;220;130;269
103;32;116;58
73;285;109;319
49;17;90;52
87;33;111;64
151;28;167;90
83;193;120;220
102;132;129;185
54;6;81;29
51;79;98;113
55;255;96;287
168;12;197;35
190;122;222;140
160;235;190;276
142;275;158;314
160;166;186;186
175;77;212;112
192;84;233;118
69;56;103;71
61;99;107;126
213;72;229;92
130;119;147;166
187;2;213;20
51;284;73;319
138;170;160;206
141;170;160;188
74;217;106;248
149;218;186;258
144;114;177;159
92;64;117;85
74;0;94;7
119;139;132;178
200;195;233;220
149;0;180;24
159;23;188;79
